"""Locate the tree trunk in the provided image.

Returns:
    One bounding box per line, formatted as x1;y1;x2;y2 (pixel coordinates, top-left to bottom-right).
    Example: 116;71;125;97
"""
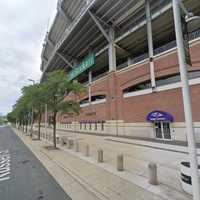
25;120;28;133
53;111;57;149
22;122;24;132
38;113;41;140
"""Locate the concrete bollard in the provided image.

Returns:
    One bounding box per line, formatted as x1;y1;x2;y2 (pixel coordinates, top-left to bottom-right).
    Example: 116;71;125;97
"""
85;145;90;157
75;142;79;152
97;149;103;163
56;135;59;144
67;139;73;149
148;162;158;185
117;154;124;171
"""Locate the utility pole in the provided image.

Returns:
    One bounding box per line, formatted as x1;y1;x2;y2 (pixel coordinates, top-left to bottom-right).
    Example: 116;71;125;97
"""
172;0;200;199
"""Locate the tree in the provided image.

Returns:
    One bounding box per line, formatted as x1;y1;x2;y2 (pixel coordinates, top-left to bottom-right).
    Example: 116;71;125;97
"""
43;70;85;148
7;112;16;125
22;84;46;140
12;96;30;132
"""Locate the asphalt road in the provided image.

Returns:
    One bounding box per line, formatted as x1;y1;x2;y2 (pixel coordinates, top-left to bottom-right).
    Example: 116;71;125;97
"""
0;126;72;200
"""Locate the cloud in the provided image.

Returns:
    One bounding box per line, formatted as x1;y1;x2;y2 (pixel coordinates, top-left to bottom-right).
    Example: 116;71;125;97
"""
0;0;57;115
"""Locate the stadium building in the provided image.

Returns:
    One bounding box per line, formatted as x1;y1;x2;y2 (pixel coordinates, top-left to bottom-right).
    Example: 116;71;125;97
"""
40;0;200;142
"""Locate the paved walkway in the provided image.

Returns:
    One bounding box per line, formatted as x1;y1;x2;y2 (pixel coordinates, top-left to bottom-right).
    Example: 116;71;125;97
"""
41;127;196;194
14;128;168;200
20;126;193;199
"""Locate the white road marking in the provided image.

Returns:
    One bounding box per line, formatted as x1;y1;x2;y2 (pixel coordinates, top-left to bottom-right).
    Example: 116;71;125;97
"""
0;150;10;182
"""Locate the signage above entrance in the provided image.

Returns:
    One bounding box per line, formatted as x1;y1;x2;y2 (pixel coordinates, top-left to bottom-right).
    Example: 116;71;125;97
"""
68;52;95;81
146;110;173;122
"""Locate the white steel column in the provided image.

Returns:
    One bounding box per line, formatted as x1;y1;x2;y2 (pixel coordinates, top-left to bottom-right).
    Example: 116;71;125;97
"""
88;71;92;104
127;57;132;66
145;0;156;88
173;0;200;199
108;28;116;72
88;11;117;72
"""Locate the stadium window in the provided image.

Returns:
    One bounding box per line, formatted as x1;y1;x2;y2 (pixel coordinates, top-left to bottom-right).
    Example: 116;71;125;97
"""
80;97;89;105
123;80;151;94
123;71;200;94
91;95;106;102
80;95;106;106
156;71;200;87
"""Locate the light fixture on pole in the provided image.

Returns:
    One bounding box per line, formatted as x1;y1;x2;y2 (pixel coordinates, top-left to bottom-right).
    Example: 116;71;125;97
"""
172;0;200;199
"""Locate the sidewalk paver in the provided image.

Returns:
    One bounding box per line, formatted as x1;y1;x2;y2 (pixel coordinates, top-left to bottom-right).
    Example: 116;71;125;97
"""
37;127;193;193
13;128;172;200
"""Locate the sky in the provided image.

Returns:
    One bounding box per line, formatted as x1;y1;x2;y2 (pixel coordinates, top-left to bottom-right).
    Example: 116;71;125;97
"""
0;0;57;115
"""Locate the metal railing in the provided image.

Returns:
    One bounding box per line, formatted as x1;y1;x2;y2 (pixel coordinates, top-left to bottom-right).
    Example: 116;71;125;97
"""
117;29;200;71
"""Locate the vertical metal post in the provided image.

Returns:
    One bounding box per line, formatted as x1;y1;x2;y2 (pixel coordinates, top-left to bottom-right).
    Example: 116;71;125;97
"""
145;0;156;88
173;0;200;199
108;28;116;72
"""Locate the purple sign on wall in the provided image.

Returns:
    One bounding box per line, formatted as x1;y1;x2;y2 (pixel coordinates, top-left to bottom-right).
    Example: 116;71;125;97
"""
147;110;173;122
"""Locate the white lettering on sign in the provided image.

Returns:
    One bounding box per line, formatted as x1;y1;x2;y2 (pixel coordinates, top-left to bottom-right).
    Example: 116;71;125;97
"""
0;150;10;182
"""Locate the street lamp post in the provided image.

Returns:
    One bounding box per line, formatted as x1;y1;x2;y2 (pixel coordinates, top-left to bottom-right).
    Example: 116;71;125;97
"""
28;79;35;137
172;0;200;199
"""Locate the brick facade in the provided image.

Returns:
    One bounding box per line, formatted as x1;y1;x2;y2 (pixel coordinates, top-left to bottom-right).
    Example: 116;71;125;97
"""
59;40;200;125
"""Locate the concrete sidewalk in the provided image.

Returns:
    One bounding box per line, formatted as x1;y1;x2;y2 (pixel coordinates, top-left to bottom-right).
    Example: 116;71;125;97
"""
17;127;192;200
38;127;194;197
14;128;167;200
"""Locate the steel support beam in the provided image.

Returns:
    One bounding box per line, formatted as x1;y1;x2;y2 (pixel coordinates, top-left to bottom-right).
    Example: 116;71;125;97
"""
46;38;55;48
88;11;117;71
42;57;48;63
179;0;190;16
95;2;172;60
88;71;92;103
56;52;74;68
115;44;131;57
88;11;110;42
108;28;117;71
115;2;172;43
145;0;156;89
46;35;77;69
57;1;72;23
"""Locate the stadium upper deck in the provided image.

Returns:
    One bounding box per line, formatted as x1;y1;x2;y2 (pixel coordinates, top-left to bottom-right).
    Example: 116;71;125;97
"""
40;0;200;82
40;0;200;143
